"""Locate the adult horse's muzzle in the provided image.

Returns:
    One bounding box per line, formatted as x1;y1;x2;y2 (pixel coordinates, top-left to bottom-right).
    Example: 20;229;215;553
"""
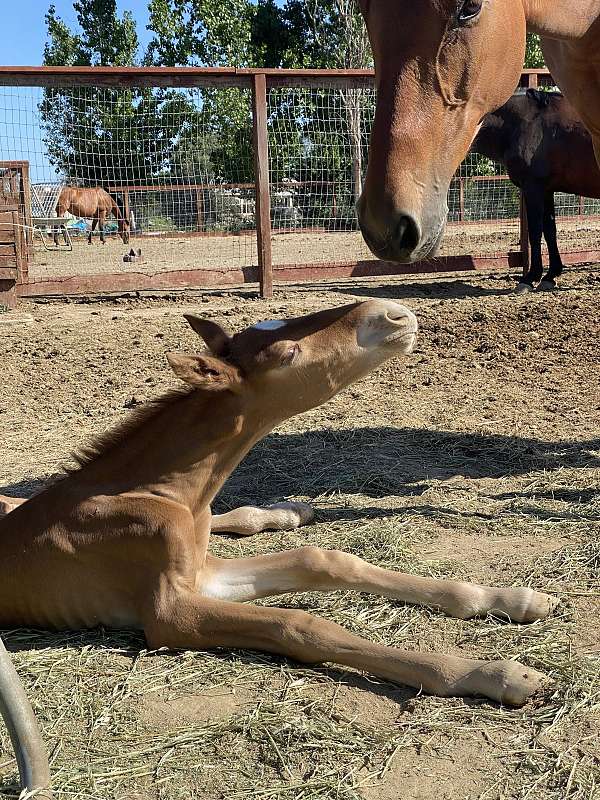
356;191;448;265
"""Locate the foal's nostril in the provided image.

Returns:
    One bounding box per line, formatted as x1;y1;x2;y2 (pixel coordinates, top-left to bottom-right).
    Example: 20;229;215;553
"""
395;215;420;255
385;309;409;323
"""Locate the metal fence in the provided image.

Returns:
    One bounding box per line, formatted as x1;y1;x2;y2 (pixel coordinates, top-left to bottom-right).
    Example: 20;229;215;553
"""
0;66;597;304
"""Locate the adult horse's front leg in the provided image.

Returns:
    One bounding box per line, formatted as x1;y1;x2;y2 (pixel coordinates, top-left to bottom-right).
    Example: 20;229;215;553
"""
516;185;545;295
211;503;314;536
539;192;564;291
98;211;106;244
144;591;548;706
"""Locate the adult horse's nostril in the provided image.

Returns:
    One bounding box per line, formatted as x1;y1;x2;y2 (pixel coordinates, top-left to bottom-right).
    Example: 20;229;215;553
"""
394;214;420;255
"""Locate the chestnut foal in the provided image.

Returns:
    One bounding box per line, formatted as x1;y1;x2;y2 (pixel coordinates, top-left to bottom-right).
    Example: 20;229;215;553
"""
1;300;556;725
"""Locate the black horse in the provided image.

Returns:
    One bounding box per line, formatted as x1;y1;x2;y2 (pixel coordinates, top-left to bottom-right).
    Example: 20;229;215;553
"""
471;89;600;294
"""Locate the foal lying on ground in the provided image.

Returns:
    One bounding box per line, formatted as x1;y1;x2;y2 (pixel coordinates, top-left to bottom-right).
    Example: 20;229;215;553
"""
0;300;556;715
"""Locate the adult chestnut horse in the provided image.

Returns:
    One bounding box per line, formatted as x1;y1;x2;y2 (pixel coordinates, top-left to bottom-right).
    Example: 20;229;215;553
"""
356;0;600;278
57;187;130;245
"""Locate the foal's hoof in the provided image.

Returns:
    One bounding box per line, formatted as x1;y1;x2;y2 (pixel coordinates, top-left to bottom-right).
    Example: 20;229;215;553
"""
267;502;315;529
515;282;534;295
537;280;556;292
472;660;548;707
489;587;559;623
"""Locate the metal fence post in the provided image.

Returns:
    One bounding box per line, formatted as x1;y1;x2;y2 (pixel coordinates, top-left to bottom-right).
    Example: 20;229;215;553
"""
251;72;273;298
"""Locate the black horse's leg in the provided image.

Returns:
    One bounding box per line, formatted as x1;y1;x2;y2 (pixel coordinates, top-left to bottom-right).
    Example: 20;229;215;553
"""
516;184;545;295
88;218;97;245
99;211;106;244
538;192;563;290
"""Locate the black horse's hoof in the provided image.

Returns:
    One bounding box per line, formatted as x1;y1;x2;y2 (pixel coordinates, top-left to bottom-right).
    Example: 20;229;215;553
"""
515;282;535;295
537;280;556;292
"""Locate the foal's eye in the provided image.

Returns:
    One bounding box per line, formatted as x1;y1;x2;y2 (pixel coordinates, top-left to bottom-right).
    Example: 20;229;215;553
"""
457;0;483;24
282;343;300;367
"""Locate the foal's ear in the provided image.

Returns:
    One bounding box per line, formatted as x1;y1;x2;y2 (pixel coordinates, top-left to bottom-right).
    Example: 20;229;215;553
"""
166;352;242;392
184;314;231;356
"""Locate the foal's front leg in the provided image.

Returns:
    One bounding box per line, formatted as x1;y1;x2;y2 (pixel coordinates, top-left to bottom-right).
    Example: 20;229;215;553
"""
211;503;314;536
144;591;547;707
201;547;557;623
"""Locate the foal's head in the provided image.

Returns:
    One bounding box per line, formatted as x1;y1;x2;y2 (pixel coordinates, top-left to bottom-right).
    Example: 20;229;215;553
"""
167;299;418;419
357;0;526;264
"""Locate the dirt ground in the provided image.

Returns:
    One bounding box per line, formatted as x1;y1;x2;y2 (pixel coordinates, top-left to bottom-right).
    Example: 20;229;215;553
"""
29;216;600;279
0;265;599;800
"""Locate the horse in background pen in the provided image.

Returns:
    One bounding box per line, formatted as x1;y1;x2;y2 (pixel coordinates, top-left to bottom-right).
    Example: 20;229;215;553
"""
471;89;600;293
55;186;130;245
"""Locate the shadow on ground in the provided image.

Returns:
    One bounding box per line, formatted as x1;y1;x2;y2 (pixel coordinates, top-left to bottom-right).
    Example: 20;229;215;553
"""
2;428;598;509
216;426;600;507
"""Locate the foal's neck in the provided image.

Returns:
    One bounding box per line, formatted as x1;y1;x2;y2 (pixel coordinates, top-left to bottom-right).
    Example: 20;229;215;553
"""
73;389;272;517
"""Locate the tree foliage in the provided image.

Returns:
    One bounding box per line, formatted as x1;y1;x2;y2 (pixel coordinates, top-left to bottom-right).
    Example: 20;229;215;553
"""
42;0;196;186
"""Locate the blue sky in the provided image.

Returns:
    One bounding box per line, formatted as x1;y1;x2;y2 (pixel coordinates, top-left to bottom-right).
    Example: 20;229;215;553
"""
3;0;152;65
1;1;154;179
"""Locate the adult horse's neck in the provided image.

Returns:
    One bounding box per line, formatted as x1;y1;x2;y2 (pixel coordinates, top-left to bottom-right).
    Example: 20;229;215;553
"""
524;0;600;39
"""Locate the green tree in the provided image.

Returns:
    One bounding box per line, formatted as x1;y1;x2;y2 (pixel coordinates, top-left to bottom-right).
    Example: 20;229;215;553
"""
145;0;373;213
525;34;545;69
41;1;192;187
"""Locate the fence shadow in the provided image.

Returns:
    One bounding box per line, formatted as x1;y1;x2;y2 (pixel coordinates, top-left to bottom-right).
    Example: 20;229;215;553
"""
322;278;514;302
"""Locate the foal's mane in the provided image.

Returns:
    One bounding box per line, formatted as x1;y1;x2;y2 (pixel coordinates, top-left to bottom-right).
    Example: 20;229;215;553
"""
68;387;193;471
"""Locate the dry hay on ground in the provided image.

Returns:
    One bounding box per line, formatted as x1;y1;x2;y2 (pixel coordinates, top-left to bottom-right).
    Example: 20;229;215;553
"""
0;266;599;800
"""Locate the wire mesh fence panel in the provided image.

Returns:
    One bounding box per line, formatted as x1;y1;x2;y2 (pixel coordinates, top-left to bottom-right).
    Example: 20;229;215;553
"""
0;85;257;281
266;87;523;266
553;192;600;254
442;152;521;258
266;86;376;267
1;71;599;295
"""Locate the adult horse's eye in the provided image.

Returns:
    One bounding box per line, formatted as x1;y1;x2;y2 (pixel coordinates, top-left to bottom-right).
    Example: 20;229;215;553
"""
457;0;483;24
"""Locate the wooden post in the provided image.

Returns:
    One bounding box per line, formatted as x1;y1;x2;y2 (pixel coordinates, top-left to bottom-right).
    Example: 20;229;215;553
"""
123;189;131;234
251;73;273;298
519;192;530;276
459;178;465;223
19;161;32;278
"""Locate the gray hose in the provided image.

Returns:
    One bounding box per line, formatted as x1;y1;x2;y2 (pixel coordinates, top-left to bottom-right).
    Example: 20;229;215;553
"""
0;637;52;798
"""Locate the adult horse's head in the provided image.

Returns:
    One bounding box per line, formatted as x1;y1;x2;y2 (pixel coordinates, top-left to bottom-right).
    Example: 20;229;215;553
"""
357;0;526;263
